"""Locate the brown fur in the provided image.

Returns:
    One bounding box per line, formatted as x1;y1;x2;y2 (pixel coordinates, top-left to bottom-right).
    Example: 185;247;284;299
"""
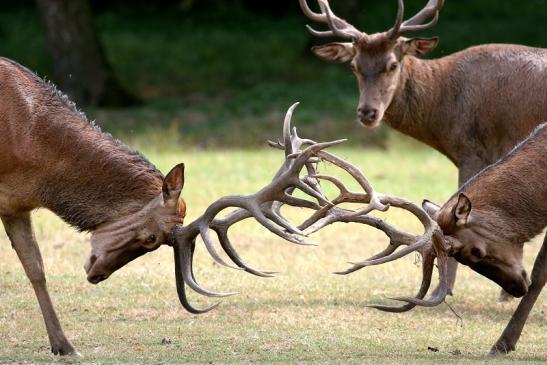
0;58;185;355
431;124;546;354
314;38;547;296
438;124;547;245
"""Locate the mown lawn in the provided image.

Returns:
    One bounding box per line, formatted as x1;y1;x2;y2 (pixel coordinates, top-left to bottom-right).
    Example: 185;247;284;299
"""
0;133;545;364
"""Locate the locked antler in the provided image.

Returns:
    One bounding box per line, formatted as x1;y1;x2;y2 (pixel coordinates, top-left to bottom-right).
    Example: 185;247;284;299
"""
297;156;451;310
172;102;450;314
266;106;451;312
171;103;344;313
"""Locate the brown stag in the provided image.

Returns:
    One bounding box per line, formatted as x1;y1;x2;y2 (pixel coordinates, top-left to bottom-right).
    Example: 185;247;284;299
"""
0;55;334;356
423;123;547;354
299;0;547;299
288;120;545;354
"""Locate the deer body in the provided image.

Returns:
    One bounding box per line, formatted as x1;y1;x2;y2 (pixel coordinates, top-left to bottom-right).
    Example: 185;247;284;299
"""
0;58;187;355
431;124;547;354
300;0;547;296
385;44;547;176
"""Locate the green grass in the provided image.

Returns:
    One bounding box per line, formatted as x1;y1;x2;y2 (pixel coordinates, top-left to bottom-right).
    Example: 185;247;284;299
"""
0;135;545;364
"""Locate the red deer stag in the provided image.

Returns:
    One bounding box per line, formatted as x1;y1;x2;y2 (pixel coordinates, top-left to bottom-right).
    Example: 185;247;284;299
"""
299;0;547;299
422;124;547;354
0;55;335;356
302;124;546;355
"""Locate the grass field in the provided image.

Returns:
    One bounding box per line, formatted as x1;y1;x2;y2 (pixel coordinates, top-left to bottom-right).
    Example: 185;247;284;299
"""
0;132;545;364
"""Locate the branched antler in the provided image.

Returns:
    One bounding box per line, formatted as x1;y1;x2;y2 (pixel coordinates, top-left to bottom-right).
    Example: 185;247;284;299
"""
388;0;445;39
171;101;451;314
298;150;451;310
300;0;444;43
170;103;345;313
299;0;364;40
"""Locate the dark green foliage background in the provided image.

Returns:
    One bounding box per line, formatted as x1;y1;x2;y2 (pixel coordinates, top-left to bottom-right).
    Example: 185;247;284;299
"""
0;1;545;147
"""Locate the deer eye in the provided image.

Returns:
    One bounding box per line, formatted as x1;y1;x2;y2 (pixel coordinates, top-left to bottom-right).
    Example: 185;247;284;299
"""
145;234;157;245
387;63;398;72
471;247;483;258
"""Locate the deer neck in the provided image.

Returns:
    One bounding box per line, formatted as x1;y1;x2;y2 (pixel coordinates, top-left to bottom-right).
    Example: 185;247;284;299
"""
37;111;164;232
455;125;547;245
384;57;447;154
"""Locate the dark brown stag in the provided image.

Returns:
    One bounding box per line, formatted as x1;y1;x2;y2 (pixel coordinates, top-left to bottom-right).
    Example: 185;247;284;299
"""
0;57;188;355
0;56;336;356
299;0;547;298
423;124;547;354
303;122;546;355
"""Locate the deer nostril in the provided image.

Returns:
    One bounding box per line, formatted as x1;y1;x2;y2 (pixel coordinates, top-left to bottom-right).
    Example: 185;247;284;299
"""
359;107;378;121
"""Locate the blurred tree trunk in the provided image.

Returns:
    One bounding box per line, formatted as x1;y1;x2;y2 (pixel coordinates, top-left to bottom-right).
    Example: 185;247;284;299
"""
35;0;138;107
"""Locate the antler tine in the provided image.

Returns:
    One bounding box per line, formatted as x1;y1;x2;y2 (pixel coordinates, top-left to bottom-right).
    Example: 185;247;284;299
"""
389;0;444;38
173;240;220;314
173;237;237;298
299;0;364;40
290;139;451;309
388;0;405;39
384;231;450;307
366;247;435;312
402;0;444;27
171;102;352;313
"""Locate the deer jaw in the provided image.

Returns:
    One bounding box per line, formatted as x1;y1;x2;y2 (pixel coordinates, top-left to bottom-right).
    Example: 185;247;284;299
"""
85;165;186;284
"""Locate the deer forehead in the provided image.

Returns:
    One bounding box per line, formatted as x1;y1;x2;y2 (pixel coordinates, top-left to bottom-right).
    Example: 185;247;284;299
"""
354;43;399;71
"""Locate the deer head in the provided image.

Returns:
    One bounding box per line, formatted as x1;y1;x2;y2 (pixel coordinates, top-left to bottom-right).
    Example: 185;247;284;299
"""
85;164;186;284
300;0;443;127
424;196;530;298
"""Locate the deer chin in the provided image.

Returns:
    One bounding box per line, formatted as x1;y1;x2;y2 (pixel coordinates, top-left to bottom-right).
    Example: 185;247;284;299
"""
358;117;382;129
85;246;151;285
358;110;384;128
84;254;112;284
469;261;529;298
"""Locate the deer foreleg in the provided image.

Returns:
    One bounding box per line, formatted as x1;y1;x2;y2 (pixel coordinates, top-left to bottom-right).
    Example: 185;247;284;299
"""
489;233;547;355
1;213;78;356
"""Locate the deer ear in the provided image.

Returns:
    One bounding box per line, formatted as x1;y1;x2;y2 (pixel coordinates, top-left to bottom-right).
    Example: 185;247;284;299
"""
163;163;185;206
422;199;440;219
312;43;355;63
402;37;439;56
454;193;472;226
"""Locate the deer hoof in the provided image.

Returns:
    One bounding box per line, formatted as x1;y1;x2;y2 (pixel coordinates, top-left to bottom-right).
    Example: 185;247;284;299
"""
51;343;81;356
489;341;515;356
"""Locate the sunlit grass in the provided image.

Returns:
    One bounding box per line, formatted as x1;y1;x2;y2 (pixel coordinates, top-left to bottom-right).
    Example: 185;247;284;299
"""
0;135;545;364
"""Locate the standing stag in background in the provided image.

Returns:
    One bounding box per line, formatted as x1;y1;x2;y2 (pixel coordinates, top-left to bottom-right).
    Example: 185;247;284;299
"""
299;0;547;299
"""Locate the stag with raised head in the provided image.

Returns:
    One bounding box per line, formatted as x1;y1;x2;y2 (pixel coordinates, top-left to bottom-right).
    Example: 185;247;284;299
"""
0;56;334;356
299;0;547;298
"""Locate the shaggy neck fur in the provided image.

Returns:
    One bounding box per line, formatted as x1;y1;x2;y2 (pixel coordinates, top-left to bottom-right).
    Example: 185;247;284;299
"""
444;124;547;244
2;58;165;231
